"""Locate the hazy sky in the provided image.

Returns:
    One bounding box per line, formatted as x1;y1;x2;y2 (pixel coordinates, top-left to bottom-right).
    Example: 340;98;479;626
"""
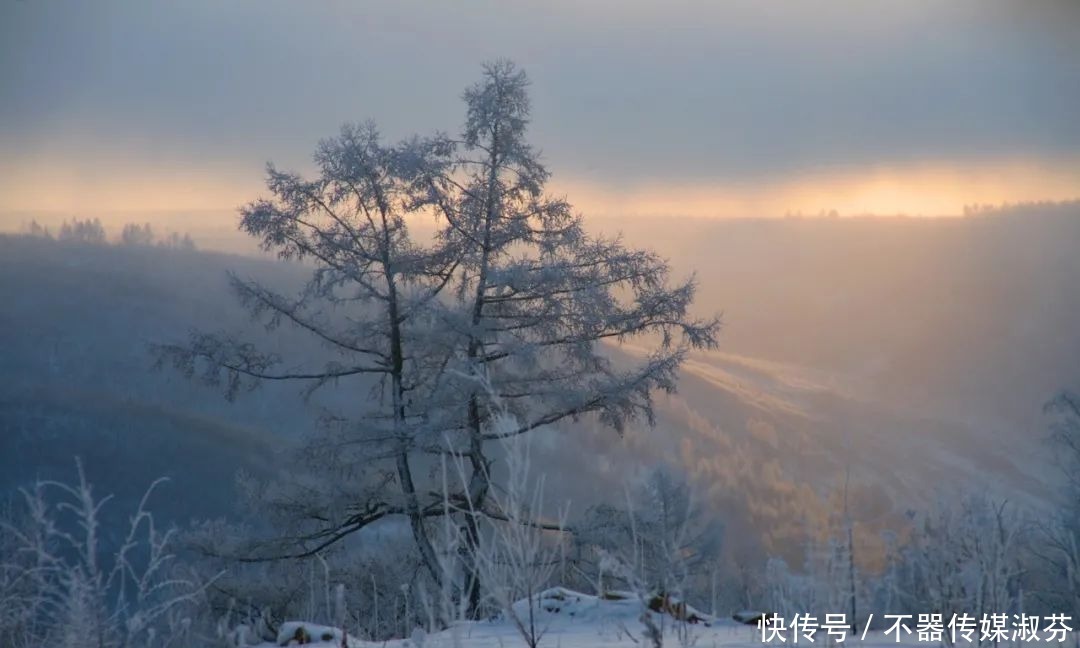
1;0;1078;224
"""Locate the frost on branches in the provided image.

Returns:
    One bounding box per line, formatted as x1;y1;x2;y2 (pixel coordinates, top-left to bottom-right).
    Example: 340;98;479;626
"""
155;60;718;621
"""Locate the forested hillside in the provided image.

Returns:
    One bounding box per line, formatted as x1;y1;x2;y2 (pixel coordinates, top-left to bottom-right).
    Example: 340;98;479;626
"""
4;203;1076;559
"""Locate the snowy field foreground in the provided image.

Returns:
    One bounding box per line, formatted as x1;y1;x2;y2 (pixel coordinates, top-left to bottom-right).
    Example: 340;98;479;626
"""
237;588;1075;648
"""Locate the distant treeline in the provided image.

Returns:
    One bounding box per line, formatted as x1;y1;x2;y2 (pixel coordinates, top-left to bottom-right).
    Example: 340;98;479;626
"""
779;198;1080;219
962;198;1080;218
23;217;196;250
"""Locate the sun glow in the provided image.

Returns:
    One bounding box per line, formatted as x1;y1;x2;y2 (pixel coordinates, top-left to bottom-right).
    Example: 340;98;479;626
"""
556;158;1080;219
2;156;1077;235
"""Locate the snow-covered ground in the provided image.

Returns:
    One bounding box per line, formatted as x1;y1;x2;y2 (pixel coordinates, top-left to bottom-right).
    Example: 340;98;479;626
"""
243;588;1074;648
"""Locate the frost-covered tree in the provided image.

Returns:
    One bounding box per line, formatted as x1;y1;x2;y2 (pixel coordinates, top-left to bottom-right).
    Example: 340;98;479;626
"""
24;219;53;238
1035;391;1080;620
460;411;568;648
894;496;1028;645
572;469;721;603
157;121;457;592
0;461;208;648
158;60;718;621
761;494;1030;639
59;218;106;244
158;231;197;250
762;529;862;622
119;222;155;246
1047;392;1080;519
416;59;720;612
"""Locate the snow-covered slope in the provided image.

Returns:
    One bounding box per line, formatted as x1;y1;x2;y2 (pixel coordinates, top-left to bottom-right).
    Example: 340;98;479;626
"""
241;588;729;648
239;588;1073;648
1;218;1074;559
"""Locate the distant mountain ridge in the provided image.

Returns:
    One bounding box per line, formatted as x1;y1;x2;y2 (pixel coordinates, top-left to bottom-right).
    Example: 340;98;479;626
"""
1;206;1076;562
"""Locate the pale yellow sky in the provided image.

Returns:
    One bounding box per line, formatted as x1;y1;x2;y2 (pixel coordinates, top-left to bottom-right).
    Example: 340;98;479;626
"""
561;158;1080;219
3;0;1078;233
2;156;1077;231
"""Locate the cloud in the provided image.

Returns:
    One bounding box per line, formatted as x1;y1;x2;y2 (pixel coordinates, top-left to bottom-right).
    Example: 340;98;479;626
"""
1;0;1077;213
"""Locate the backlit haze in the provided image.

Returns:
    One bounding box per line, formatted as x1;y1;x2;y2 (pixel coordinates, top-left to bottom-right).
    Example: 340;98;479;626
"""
2;0;1078;248
3;2;1080;625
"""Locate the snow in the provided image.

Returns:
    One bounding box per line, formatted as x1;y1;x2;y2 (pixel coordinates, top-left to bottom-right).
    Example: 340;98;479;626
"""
277;622;348;646
247;587;1072;648
254;587;721;647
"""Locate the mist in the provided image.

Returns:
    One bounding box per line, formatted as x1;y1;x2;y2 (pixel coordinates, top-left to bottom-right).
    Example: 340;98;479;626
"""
2;2;1079;644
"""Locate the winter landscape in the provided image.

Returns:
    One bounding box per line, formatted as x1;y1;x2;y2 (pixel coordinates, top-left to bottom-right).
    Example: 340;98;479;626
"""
2;2;1079;647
